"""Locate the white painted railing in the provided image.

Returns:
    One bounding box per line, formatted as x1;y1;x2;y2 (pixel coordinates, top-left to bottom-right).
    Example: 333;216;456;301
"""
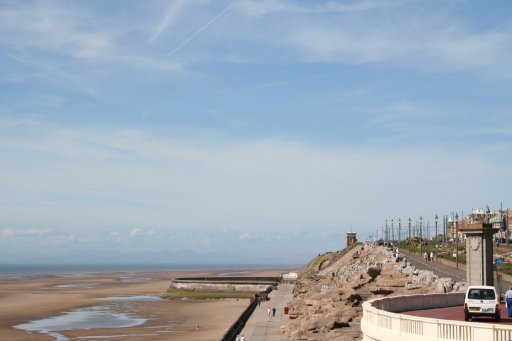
362;293;512;341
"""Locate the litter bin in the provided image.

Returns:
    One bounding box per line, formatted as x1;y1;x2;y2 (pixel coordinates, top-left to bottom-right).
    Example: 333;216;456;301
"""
284;307;289;314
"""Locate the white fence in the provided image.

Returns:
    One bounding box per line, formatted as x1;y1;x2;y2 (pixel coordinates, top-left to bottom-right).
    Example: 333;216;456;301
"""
362;293;512;341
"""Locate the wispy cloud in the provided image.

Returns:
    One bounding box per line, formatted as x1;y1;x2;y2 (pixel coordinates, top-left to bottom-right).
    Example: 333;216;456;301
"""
0;117;509;234
279;16;512;76
129;228;156;238
0;2;183;92
148;0;190;44
1;228;55;238
236;0;413;16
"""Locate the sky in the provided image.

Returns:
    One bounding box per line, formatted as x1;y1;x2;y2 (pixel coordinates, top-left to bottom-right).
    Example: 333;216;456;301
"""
1;0;512;265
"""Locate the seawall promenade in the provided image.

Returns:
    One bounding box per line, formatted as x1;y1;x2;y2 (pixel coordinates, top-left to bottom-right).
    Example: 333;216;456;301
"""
238;283;294;341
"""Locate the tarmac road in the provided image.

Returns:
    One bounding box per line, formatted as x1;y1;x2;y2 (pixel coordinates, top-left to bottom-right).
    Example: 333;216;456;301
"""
403;304;512;324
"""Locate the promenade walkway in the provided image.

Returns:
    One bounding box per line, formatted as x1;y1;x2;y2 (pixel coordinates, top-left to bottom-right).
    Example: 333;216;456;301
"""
403;249;466;282
239;283;294;341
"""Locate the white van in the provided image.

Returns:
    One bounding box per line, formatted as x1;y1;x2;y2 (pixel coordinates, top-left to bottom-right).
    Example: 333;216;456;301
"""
464;286;501;322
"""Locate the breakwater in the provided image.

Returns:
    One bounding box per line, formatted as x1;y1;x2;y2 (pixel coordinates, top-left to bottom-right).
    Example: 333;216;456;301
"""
169;276;280;292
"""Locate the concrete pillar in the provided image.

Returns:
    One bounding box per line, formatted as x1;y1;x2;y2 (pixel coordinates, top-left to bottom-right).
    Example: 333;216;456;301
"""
459;222;498;286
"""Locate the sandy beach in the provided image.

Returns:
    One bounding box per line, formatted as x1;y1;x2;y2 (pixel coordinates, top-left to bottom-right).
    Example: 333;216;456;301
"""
0;268;285;341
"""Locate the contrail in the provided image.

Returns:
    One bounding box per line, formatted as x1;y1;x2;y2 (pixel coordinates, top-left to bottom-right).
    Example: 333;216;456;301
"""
166;2;234;57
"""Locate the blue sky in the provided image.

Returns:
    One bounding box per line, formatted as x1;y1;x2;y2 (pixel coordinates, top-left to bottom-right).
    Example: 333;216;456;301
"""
1;0;511;264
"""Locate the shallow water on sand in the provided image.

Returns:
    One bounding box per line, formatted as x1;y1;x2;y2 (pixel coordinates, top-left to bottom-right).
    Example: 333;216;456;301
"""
99;295;163;301
14;305;146;340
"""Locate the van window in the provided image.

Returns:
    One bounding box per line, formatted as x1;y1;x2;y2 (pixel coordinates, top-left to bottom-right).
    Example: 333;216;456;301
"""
468;288;495;300
482;289;495;300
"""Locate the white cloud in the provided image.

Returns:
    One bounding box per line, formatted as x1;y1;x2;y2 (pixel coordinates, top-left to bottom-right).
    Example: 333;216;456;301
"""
0;116;509;235
129;228;156;238
148;0;191;44
0;4;112;61
0;228;55;238
239;232;255;240
236;0;411;16
0;2;183;90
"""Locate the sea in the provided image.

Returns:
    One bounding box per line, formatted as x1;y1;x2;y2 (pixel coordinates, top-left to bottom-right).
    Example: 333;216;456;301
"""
0;263;292;279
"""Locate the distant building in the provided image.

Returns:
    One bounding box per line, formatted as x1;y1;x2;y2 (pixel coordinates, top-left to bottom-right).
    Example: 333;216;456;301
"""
346;232;357;248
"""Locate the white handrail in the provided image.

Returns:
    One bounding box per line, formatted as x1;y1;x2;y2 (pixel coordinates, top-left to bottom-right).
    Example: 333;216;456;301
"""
362;293;512;341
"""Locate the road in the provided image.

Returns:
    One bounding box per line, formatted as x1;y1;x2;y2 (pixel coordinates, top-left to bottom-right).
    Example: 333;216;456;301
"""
403;304;512;324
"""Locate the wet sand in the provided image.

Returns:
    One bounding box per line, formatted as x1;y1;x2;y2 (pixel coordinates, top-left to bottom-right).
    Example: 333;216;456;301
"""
0;268;285;340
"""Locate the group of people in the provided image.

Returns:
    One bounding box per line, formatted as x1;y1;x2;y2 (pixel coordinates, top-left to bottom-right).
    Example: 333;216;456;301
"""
235;335;246;341
423;251;436;262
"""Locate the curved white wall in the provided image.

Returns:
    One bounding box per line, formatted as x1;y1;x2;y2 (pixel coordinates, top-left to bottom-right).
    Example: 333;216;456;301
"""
361;293;512;341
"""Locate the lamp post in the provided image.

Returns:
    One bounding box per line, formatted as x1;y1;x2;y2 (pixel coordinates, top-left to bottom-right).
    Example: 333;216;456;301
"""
419;216;423;260
398;218;402;242
455;213;459;270
385;220;388;243
391;219;394;241
408;217;411;241
435;214;438;243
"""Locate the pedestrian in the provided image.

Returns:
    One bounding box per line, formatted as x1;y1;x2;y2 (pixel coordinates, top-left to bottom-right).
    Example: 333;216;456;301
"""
272;307;276;317
235;335;240;341
430;251;434;262
423;251;427;262
240;335;246;341
506;286;512;317
267;307;271;317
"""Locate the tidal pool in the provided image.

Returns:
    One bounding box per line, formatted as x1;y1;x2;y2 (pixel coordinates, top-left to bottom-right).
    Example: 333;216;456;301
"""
54;284;96;289
99;295;163;302
14;305;146;341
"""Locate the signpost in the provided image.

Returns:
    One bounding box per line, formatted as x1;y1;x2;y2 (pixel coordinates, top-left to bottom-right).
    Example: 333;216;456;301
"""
496;257;505;301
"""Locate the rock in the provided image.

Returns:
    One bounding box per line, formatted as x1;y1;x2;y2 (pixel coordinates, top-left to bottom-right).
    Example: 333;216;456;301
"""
367;267;381;279
281;244;466;341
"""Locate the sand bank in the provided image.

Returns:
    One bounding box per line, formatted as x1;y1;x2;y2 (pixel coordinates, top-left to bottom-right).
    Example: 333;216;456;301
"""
0;268;285;341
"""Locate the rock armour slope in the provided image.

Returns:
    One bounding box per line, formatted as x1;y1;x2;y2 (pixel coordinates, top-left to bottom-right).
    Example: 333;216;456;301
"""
280;244;466;341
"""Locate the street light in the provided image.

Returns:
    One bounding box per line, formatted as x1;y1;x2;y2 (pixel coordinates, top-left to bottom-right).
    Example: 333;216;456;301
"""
398;218;402;242
385;219;388;243
455;213;459;270
420;216;423;260
391;219;394;241
435;214;438;243
408;217;411;241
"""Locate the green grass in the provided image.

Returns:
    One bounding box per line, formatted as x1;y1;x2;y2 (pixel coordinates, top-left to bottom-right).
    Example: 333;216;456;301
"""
163;289;256;300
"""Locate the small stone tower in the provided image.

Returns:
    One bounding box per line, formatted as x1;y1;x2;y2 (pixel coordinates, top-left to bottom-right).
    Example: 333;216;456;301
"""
459;221;498;286
346;231;357;248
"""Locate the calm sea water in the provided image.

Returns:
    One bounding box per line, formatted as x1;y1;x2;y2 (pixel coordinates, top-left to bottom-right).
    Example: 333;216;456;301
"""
0;263;287;279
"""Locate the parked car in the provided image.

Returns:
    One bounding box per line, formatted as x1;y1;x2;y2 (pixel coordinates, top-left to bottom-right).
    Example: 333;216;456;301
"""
464;286;501;322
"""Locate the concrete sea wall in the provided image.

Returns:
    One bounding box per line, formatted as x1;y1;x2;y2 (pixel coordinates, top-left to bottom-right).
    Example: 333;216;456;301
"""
169;277;280;292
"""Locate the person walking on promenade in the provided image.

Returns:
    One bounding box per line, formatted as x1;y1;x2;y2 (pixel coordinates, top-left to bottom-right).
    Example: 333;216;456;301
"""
235;335;240;341
506;287;512;317
267;307;271;317
272;307;276;317
240;335;246;341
